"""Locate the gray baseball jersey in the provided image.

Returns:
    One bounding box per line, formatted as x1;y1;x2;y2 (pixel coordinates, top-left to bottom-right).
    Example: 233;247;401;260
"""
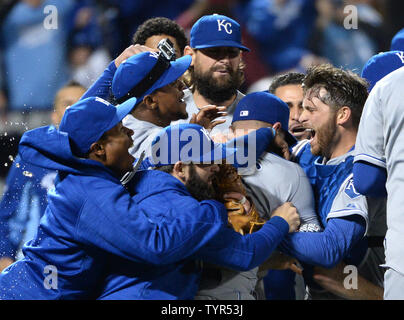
307;152;386;299
354;66;404;281
171;88;244;136
196;152;322;300
122;114;162;158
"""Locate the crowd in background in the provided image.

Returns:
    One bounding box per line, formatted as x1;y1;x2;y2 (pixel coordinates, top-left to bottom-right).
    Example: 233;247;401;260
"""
0;0;403;187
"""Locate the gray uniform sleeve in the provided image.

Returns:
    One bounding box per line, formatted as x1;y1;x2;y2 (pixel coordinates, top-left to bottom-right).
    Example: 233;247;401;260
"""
327;173;369;235
292;165;322;232
354;87;386;168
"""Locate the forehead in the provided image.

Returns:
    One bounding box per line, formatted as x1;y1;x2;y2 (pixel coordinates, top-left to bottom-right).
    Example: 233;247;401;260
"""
302;88;331;111
55;87;86;108
274;84;303;100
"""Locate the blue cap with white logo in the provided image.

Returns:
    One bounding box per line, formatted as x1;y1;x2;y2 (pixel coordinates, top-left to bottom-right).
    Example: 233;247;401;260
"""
361;50;404;92
149;123;237;166
112;52;192;105
232;91;297;147
59;96;137;157
190;14;250;51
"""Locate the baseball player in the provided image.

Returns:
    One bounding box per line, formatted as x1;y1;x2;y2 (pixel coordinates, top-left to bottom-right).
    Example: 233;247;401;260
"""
353;55;404;299
278;64;386;300
172;14;249;137
269;72;311;142
195;92;321;300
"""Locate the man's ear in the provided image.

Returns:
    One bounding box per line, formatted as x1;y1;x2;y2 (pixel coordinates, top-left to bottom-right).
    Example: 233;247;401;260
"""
272;122;281;131
89;142;106;159
143;94;158;110
336;106;351;126
173;161;186;182
184;46;195;66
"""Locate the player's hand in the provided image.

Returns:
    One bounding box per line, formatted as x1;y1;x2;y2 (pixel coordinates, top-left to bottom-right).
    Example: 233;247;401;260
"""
259;252;303;275
189;105;227;131
0;257;14;272
271;202;300;233
114;44;158;68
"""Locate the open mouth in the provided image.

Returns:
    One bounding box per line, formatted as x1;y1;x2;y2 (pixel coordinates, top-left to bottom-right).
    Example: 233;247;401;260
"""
291;126;306;134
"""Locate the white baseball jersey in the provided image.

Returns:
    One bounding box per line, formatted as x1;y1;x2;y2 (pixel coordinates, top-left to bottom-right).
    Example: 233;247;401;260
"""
172;88;245;136
122;114;163;158
354;66;404;276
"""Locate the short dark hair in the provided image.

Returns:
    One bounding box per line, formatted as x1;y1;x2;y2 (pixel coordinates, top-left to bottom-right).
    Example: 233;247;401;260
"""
132;17;188;55
268;72;305;94
153;164;175;174
302;64;368;129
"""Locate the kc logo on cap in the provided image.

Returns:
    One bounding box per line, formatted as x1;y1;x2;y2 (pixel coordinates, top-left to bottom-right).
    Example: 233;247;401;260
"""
217;19;232;34
190;14;250;51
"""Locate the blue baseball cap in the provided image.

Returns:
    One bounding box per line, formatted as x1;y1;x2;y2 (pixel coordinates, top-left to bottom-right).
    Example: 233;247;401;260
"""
190;14;250;51
59;96;137;157
112;51;192;105
361;51;404;92
391;28;404;51
232;91;297;147
149;123;237;166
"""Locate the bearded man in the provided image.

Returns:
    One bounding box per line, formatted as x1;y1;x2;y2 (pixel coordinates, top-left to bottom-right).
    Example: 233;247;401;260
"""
172;14;248;137
279;64;386;300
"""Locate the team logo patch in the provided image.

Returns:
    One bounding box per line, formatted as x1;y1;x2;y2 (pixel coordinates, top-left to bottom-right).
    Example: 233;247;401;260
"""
344;178;361;199
240;110;249;117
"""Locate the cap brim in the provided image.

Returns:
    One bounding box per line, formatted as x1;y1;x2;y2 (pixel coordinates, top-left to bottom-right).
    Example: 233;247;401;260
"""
136;55;192;104
116;97;138;122
104;97;137;134
192;40;250;52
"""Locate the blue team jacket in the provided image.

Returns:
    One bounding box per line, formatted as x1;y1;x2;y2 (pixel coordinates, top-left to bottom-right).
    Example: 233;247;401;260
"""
0;126;227;299
0;125;289;300
97;170;290;300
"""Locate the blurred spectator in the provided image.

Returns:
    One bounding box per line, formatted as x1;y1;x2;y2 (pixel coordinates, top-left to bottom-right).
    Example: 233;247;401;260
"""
67;1;111;88
390;27;404;51
0;0;74;112
105;0;195;55
235;0;318;73
309;0;382;73
0;80;86;272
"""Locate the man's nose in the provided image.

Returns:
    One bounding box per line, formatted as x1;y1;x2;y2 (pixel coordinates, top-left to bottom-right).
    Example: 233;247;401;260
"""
299;109;308;124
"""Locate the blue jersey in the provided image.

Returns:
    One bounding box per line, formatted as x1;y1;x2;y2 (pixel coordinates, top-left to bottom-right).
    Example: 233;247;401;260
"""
0;155;56;260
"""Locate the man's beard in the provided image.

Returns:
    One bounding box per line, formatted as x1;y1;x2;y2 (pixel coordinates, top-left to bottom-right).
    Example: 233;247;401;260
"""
192;65;244;104
311;114;338;159
185;165;216;201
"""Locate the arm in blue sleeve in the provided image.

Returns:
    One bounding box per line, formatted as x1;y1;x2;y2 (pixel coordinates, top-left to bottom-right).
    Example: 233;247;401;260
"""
353;161;387;197
226;127;275;168
75;179;228;266
278;215;366;269
80;61;117;101
0;160;29;259
195;216;289;271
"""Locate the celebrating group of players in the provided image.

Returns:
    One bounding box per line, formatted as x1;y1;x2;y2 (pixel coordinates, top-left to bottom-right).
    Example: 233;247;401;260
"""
0;13;404;300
